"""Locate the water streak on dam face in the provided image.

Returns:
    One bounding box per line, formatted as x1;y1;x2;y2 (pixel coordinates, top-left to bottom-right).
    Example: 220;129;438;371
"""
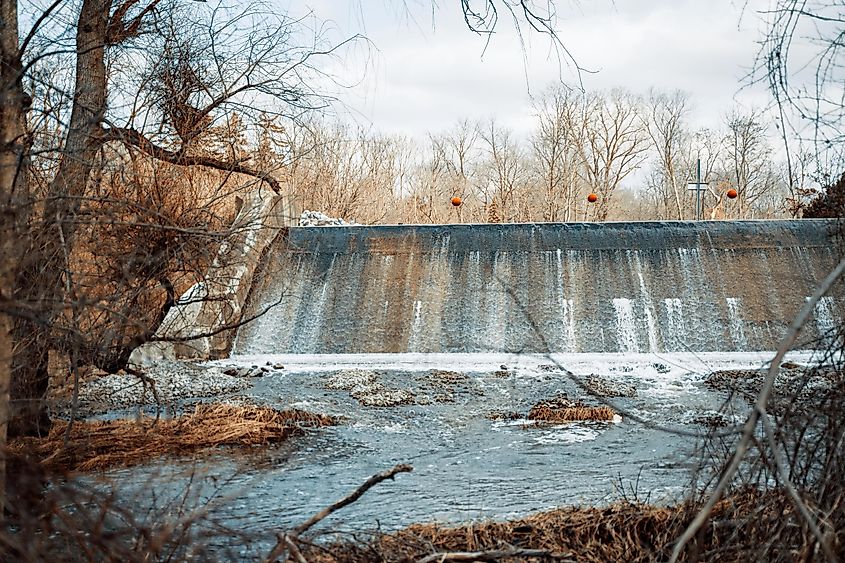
234;220;845;354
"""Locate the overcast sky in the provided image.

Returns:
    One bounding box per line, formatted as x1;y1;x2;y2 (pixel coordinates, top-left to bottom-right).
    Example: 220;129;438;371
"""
280;1;774;140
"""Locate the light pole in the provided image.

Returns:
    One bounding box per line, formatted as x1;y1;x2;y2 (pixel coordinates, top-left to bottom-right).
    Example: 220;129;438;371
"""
686;158;709;221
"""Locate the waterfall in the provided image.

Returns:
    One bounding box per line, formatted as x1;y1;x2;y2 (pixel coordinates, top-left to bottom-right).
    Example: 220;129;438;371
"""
613;298;639;353
811;295;839;346
233;220;843;354
663;298;685;352
725;298;748;351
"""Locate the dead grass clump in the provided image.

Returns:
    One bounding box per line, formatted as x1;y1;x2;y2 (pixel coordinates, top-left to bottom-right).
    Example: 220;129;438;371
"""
306;490;802;563
8;404;336;472
528;394;617;423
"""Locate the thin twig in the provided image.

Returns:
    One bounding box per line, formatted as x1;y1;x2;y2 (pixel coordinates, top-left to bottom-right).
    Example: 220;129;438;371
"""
760;411;837;561
416;548;573;562
669;256;845;563
264;463;413;562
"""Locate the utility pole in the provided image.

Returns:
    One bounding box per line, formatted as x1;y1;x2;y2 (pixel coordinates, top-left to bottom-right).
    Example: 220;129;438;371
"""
687;158;708;220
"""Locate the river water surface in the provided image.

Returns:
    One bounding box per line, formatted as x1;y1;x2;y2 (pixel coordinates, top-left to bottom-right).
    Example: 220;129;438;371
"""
104;351;819;555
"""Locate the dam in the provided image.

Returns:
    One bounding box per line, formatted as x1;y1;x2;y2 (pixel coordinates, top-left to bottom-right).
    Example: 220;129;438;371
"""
121;218;845;544
234;220;843;355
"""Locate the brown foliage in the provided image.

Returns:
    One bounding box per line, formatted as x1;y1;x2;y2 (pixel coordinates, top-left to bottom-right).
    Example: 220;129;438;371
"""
803;172;845;218
8;404;336;472
527;394;617;423
306;490;811;563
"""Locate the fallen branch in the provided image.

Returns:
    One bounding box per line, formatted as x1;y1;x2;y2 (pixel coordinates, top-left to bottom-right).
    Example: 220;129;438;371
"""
416;547;573;562
265;463;414;562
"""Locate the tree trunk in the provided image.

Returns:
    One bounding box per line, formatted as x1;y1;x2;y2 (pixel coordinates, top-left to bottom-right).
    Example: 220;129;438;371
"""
1;0;29;512
9;0;110;437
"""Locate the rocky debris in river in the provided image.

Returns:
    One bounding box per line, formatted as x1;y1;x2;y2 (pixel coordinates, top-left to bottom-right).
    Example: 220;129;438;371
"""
53;361;251;417
222;366;267;378
323;369;415;407
537;364;564;372
493;370;510;378
350;383;415;407
418;369;483;404
486;411;522;421
687;411;733;428
653;363;670;374
324;370;378;391
582;375;637;398
299;210;359;227
704;366;835;414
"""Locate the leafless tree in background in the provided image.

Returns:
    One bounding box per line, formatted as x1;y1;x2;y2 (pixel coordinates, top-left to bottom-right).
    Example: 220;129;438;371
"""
723;109;783;218
531;85;584;221
643;90;690;220
574;90;649;221
478;119;527;222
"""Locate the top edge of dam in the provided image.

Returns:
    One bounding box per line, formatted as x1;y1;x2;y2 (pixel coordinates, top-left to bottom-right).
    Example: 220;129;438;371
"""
281;218;841;254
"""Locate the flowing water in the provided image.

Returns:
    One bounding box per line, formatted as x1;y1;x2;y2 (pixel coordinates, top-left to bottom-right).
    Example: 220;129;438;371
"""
111;221;844;551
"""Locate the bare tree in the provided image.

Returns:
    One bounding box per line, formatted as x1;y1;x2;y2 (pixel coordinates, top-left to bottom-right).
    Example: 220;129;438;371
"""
478;119;527;222
722;109;783;218
531;85;583;221
4;0;357;436
643;89;690;220
575;90;649;221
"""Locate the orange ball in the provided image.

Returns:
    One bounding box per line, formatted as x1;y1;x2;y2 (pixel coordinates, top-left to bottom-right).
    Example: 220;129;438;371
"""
726;189;738;199
451;196;462;207
587;193;598;203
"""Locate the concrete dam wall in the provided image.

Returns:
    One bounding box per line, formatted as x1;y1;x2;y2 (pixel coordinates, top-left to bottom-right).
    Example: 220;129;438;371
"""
233;220;844;354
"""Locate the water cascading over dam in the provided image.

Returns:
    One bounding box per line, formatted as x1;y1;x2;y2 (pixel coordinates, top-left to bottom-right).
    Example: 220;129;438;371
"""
233;220;844;355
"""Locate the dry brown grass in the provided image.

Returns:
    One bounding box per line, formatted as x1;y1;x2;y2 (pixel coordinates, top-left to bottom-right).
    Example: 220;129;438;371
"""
527;404;617;423
528;394;617;423
305;490;806;562
8;404;336;472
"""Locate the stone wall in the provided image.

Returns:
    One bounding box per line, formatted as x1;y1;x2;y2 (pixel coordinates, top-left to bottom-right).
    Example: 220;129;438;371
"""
130;189;295;364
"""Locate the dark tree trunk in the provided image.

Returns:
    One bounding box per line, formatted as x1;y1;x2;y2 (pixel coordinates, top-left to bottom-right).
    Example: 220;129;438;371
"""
9;0;111;437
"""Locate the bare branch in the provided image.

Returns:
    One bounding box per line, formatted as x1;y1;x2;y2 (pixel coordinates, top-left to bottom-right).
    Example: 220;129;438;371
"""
670;256;845;563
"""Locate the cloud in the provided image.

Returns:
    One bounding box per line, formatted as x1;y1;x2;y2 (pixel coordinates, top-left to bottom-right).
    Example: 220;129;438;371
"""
293;0;775;139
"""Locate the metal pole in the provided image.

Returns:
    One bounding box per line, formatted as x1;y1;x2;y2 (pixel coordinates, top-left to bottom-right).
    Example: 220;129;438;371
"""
696;157;701;221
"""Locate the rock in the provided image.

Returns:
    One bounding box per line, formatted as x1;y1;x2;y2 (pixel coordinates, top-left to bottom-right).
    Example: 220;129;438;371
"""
419;369;483;402
780;361;800;370
486;411;522;421
350;382;415;407
500;364;509;370
691;412;731;428
493;370;510;378
223;367;239;376
428;370;468;385
273;364;285;370
653;363;670;374
537;364;561;372
324;369;378;391
299;210;360;227
704;367;835;414
583;375;637;398
53;361;251;417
